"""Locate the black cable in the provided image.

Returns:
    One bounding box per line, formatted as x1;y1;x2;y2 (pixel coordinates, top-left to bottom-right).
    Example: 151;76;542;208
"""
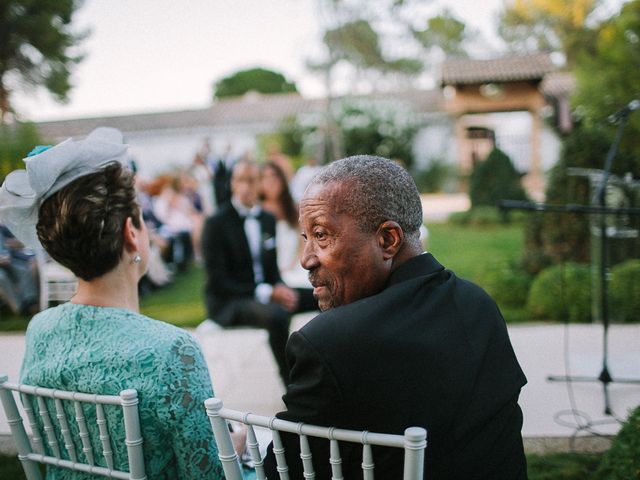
551;256;624;449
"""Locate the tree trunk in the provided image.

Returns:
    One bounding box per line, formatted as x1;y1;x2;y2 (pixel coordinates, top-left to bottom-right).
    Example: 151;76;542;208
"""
0;81;9;125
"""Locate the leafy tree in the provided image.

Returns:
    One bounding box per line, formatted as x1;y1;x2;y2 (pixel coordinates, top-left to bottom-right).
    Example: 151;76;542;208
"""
573;0;640;158
497;0;599;65
0;0;87;122
311;0;474;93
323;19;422;76
213;68;297;99
411;8;473;57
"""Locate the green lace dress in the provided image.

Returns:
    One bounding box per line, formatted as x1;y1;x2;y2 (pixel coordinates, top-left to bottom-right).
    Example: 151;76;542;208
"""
20;303;225;479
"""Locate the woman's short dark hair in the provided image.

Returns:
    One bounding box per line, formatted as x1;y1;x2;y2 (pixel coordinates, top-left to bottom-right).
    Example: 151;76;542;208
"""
36;162;141;281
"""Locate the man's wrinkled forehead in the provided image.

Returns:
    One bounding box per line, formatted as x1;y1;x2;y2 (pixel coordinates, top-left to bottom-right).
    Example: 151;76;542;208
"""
303;180;353;206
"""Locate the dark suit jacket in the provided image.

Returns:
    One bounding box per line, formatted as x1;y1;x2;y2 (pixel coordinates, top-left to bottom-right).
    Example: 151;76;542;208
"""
201;203;282;323
264;253;528;479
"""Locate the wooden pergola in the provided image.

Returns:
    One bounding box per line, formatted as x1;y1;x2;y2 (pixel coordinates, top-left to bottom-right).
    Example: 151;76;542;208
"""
441;53;573;198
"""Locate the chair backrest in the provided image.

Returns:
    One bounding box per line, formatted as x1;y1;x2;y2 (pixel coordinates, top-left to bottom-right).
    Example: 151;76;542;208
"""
0;375;146;480
35;249;78;311
205;397;427;480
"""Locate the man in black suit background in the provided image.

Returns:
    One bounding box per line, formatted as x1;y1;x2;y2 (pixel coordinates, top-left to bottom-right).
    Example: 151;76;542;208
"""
201;160;315;384
263;155;528;479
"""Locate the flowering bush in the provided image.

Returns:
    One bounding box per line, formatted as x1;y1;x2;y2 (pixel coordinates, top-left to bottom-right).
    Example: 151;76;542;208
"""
332;99;419;167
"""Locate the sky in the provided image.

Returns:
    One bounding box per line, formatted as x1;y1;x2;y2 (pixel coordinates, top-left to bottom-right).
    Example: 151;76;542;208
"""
10;0;625;122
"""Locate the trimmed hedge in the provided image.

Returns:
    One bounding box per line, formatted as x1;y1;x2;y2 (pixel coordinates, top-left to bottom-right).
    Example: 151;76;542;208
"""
469;148;527;208
610;259;640;323
527;263;592;323
480;262;532;308
527;453;602;480
594;406;640;480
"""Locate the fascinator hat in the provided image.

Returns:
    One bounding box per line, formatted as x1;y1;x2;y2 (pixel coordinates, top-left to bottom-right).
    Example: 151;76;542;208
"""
0;127;129;248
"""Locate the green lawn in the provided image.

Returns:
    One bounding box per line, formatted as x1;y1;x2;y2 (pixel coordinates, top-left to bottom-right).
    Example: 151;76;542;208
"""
427;222;524;283
139;264;206;328
427;222;530;323
0;265;208;332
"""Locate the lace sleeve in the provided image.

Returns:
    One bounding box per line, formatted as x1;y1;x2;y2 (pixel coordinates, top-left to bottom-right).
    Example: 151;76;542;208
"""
157;332;224;479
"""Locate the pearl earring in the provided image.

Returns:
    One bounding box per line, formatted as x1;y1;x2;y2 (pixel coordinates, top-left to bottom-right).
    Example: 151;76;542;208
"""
132;254;142;264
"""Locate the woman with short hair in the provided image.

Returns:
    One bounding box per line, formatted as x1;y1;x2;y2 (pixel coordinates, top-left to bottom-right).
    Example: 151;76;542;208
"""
0;128;229;479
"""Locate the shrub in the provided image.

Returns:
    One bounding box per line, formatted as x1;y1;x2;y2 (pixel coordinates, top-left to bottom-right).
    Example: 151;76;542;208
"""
594;406;640;480
609;259;640;323
523;123;639;268
469;148;527;208
479;262;532;308
333;99;419;168
0;122;43;181
527;453;602;480
527;263;592;323
412;160;457;193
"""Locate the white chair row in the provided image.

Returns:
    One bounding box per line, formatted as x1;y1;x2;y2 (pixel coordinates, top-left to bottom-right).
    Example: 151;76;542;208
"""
34;249;77;311
0;375;427;479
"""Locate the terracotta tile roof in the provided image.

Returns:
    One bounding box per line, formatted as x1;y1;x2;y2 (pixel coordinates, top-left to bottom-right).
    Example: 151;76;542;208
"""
441;53;557;86
37;108;215;140
36;90;444;140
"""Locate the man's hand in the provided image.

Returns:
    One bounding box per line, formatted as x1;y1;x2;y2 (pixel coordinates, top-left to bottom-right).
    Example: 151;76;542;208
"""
271;284;299;312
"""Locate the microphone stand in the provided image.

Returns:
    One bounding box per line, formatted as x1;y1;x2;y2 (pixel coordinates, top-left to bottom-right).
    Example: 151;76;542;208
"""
498;110;640;416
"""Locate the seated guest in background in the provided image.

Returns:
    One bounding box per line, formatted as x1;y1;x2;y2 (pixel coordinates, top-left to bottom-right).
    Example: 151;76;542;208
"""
0;224;38;315
133;176;173;293
264;155;527;479
0;243;21;315
0;128;232;479
259;161;311;288
202;160;316;385
153;174;201;269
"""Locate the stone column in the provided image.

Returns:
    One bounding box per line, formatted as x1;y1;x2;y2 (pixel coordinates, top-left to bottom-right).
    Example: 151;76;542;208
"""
525;107;544;200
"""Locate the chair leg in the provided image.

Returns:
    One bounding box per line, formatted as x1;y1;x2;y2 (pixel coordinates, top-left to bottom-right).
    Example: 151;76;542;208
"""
0;376;43;480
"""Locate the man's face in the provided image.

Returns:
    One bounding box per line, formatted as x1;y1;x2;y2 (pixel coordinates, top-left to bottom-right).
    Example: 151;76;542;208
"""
231;163;259;208
299;182;390;311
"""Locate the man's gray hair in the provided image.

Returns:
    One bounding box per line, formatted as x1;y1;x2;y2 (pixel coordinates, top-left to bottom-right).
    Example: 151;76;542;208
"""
309;155;423;235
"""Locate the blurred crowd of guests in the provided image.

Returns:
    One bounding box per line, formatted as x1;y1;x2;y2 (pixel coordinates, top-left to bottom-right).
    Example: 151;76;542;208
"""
0;138;322;317
132;138;322;295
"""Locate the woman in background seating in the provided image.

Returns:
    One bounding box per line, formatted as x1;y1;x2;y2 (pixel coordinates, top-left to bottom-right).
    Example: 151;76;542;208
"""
0;128;233;479
259;161;311;288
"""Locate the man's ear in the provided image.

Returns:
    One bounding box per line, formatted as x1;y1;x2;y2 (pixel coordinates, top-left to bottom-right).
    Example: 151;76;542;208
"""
122;217;139;254
377;221;403;260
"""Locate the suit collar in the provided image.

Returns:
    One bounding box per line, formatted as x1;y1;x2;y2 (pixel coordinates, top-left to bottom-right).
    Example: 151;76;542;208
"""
387;252;445;287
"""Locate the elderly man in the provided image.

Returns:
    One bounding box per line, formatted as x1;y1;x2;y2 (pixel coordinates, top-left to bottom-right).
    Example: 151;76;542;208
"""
263;156;527;479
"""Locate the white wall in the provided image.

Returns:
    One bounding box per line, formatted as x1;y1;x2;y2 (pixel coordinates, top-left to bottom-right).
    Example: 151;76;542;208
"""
125;128;257;179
